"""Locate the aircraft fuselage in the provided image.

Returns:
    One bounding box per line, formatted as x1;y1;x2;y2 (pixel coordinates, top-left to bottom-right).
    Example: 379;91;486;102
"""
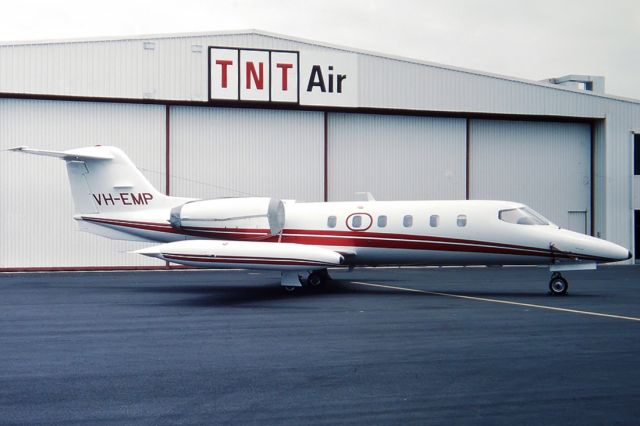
78;199;630;268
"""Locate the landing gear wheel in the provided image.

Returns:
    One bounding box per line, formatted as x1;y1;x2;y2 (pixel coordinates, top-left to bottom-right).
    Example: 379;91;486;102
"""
306;269;330;289
549;274;569;296
284;286;298;292
306;272;324;287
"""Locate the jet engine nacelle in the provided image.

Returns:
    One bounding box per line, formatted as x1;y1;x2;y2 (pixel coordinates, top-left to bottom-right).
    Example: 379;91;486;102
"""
170;197;285;239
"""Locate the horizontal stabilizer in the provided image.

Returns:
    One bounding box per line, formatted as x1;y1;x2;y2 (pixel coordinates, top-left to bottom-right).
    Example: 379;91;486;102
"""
9;146;113;161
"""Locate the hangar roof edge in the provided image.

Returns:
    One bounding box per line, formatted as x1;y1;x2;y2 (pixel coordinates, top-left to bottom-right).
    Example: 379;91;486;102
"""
1;29;638;105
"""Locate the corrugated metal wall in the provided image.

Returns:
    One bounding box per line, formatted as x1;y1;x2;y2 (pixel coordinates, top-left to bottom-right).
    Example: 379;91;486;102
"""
170;107;324;201
603;105;636;251
469;120;591;230
0;99;166;267
327;113;466;201
2;31;637;120
356;54;613;118
0;33;330;102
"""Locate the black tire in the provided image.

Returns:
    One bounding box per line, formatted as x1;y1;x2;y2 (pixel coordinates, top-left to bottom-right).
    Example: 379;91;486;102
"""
549;276;569;296
306;271;325;288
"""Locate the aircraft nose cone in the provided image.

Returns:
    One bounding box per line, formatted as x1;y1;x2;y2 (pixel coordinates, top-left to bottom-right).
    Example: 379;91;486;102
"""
598;241;632;262
627;250;633;260
559;230;631;263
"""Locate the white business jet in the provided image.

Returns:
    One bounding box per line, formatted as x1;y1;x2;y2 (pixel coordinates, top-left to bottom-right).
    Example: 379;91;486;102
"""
11;145;631;295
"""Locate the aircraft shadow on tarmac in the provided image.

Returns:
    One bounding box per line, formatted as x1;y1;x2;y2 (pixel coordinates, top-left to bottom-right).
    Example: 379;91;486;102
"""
126;280;411;307
118;279;597;307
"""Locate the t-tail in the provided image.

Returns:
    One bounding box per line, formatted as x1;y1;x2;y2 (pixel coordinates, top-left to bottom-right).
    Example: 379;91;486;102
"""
10;145;189;214
10;145;193;242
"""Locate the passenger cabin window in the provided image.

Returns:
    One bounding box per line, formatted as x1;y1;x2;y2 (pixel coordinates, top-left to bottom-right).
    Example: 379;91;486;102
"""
499;207;549;225
457;215;467;227
403;215;413;227
377;215;387;228
429;215;439;227
327;215;337;228
347;213;373;231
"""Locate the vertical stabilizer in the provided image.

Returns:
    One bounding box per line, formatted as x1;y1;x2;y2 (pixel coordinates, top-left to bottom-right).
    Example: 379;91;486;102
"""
11;145;186;215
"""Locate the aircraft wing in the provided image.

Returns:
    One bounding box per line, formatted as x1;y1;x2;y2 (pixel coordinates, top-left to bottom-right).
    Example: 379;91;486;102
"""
133;239;344;271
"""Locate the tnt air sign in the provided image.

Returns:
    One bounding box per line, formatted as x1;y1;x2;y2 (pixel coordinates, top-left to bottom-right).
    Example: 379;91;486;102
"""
208;47;358;107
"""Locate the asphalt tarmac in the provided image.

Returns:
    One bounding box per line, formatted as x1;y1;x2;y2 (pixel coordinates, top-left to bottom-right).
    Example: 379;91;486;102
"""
1;265;639;425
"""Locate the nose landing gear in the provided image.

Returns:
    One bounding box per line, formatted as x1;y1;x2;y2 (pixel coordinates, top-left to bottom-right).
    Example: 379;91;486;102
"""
549;272;569;296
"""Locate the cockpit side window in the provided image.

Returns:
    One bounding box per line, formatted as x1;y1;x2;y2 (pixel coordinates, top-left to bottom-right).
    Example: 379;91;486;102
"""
499;207;549;225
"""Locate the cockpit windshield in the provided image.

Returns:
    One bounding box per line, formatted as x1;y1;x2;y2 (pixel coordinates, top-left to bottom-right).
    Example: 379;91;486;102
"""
498;206;550;225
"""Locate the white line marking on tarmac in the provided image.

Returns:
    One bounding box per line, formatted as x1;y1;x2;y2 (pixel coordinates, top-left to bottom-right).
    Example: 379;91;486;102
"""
350;281;640;323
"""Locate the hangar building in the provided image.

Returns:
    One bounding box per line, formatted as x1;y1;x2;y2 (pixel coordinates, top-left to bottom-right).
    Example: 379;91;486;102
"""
1;30;639;269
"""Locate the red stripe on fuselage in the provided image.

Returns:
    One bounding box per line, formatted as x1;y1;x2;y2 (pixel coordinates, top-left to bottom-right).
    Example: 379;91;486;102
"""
82;216;272;240
281;228;549;253
80;216;606;261
278;235;549;257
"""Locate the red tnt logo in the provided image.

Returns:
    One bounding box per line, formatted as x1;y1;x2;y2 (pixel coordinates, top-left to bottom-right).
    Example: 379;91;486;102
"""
210;48;298;103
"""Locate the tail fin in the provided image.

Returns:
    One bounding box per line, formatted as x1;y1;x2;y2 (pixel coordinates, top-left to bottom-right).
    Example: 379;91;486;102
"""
11;145;178;214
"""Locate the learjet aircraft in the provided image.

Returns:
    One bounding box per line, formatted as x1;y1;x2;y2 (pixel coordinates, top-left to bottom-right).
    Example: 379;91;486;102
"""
11;145;631;295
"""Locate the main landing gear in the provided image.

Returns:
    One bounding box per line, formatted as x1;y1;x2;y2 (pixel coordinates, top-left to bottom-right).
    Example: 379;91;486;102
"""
281;269;331;292
548;272;569;296
306;269;331;288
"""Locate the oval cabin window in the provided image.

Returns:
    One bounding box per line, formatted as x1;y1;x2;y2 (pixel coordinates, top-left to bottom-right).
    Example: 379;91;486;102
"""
346;213;373;231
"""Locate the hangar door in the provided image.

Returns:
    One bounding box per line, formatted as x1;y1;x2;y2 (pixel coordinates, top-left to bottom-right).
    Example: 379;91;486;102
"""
170;107;324;202
0;99;166;268
328;113;467;201
470;120;591;232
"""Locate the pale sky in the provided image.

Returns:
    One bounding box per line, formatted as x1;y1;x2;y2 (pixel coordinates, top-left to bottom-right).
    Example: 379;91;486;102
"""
1;0;639;99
